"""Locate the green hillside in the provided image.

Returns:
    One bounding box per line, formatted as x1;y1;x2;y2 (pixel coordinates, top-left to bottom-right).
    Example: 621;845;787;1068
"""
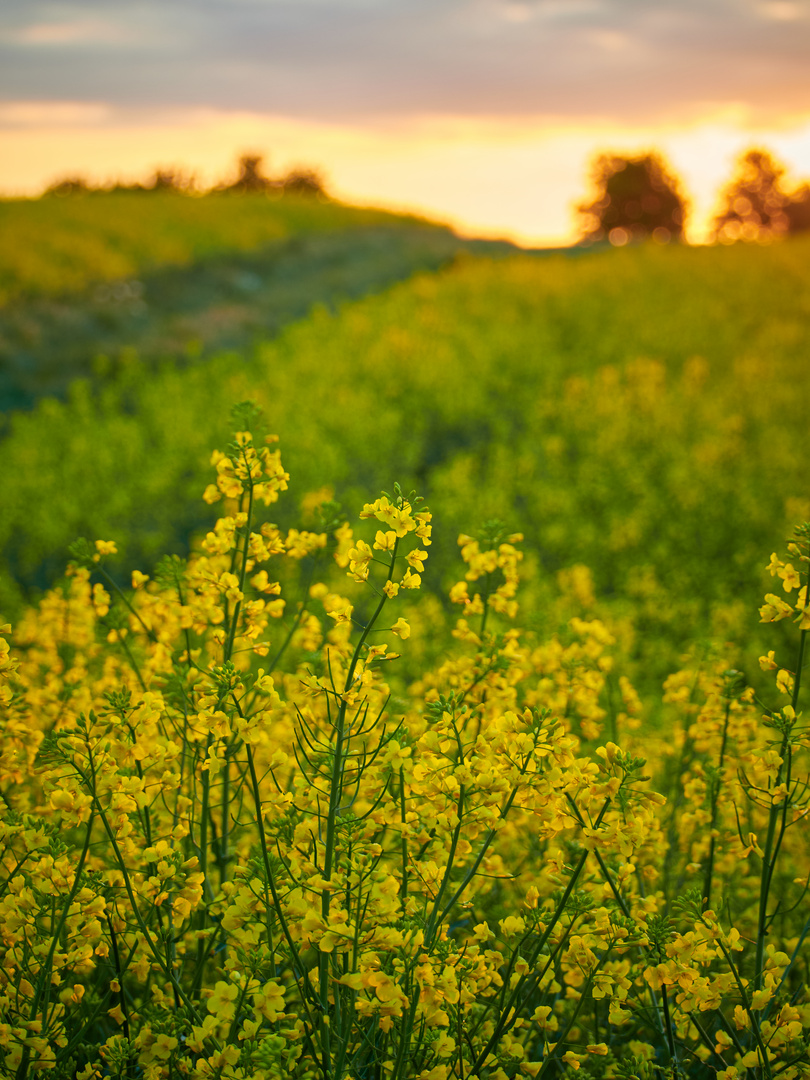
0;189;441;305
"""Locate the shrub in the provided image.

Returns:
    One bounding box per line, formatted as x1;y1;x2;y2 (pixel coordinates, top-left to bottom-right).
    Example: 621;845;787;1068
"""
1;409;808;1078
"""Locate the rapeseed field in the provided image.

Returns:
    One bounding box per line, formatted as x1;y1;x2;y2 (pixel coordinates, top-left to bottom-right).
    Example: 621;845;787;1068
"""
0;203;808;1078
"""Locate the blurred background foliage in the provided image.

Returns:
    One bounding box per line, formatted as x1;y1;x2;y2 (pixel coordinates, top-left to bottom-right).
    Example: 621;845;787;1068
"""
711;147;810;242
1;222;808;703
577;151;688;246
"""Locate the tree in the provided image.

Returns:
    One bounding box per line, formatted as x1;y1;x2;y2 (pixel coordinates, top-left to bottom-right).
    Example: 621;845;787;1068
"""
221;155;328;198
45;175;91;197
712;149;791;243
577;152;687;245
280;166;328;198
227;153;274;193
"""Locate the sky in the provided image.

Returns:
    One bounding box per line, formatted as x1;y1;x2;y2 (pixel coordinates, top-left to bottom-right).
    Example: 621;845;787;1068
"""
3;0;810;244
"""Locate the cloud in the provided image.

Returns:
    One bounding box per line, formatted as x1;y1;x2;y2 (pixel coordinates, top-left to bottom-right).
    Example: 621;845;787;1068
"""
0;0;809;126
1;19;132;45
758;1;806;19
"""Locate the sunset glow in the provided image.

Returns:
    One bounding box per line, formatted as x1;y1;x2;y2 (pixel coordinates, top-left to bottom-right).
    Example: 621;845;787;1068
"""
3;0;810;245
5;106;810;246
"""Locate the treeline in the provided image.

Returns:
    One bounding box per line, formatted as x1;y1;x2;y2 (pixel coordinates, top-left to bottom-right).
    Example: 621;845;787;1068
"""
579;146;810;245
45;152;327;199
42;144;810;246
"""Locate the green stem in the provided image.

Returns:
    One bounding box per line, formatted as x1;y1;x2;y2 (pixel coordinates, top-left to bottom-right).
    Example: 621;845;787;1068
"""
469;849;592;1076
660;984;683;1079
710;924;773;1080
93;796;202;1023
223;461;255;663
791;629;806;713
536;951;612;1078
117;632;147;692
192;734;212;1000
436;784;521;926
97;566;157;643
106;913;132;1047
703;697;732;910
244;744;318;1010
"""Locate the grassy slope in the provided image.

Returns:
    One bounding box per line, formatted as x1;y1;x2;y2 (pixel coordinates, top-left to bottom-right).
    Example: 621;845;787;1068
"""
0;226;513;411
0;190;440;304
2;237;808;693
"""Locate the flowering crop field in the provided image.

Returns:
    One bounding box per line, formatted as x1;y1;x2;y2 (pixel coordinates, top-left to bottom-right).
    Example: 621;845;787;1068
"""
1;406;809;1079
1;231;809;1078
1;238;808;689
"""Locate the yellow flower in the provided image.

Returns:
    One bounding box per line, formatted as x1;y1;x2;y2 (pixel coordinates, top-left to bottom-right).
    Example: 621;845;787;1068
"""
795;588;810;630
401;569;422;590
776;669;794;695
391;618;411;639
448;581;469;605
407;549;428;571
333;521;354;567
751;988;772;1010
286;528;327;559
255;981;286;1021
348;540;374;582
778;563;801;592
326;598;354;625
92;582;110;616
715;1029;734;1053
499;915;526;937
153;1034;178;1061
374;530;397;552
107;1004;126;1026
766;552;785;576
733;1004;750;1029
207;980;239;1022
759;594;793;622
740;1050;764;1069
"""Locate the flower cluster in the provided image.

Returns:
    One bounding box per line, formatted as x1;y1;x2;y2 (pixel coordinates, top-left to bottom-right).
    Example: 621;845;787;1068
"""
0;420;808;1080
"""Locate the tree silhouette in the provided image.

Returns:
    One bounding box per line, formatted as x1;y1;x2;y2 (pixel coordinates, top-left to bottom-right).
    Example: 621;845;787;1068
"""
228;154;274;193
221;155;328;197
45;176;91;196
712;149;791;243
280;166;327;198
578;152;687;245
